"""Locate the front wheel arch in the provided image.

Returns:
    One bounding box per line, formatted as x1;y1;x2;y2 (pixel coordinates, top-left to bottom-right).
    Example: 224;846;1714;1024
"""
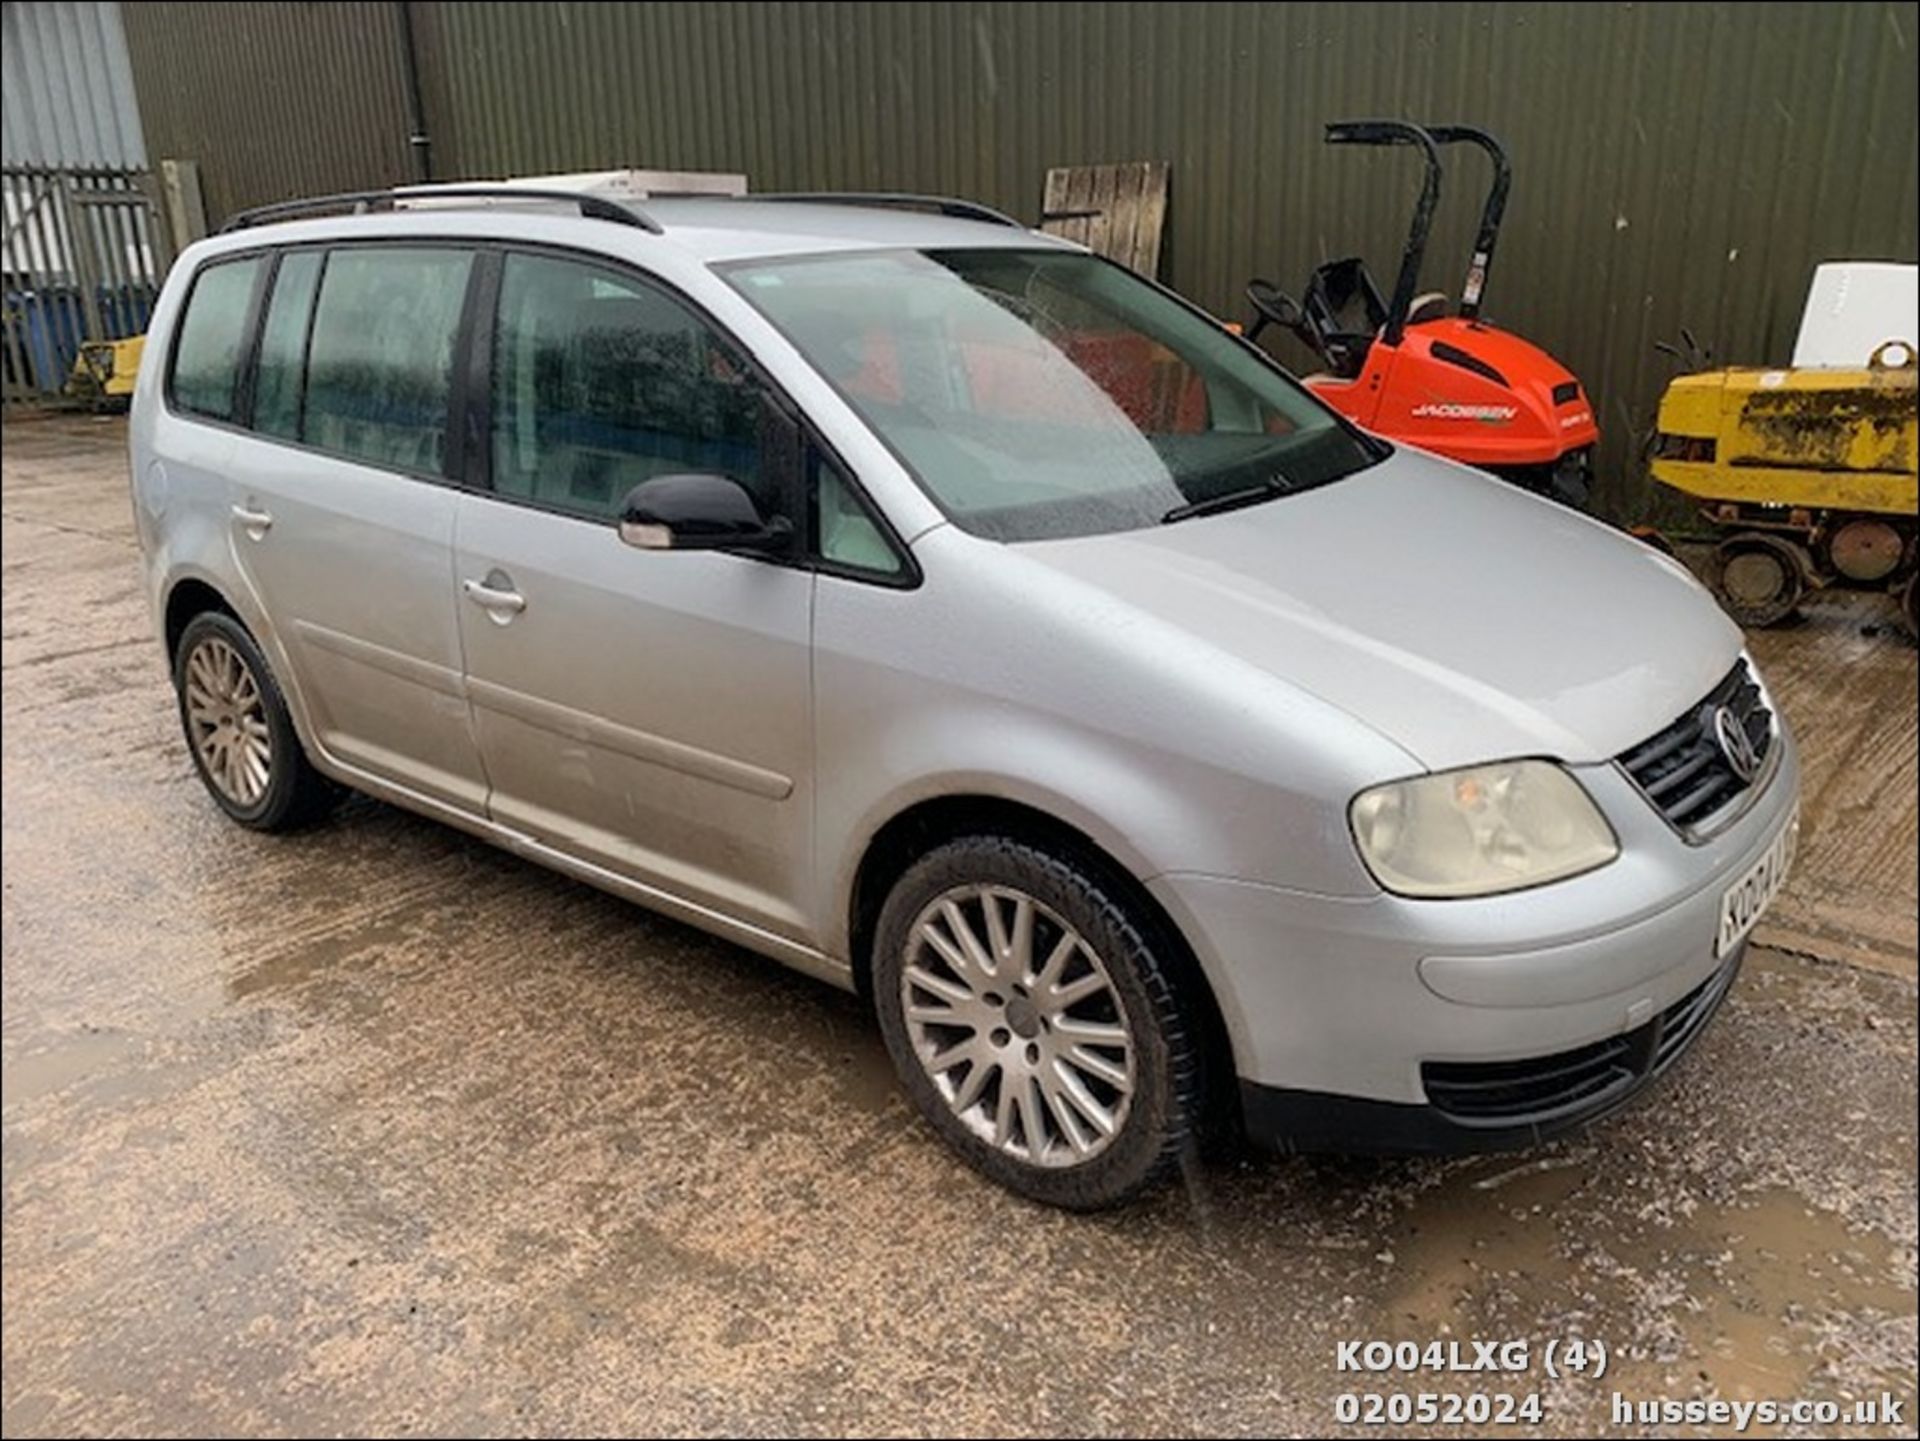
847;793;1241;1141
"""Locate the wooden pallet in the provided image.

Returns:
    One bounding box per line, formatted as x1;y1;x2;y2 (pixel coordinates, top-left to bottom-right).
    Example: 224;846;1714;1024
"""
1040;161;1170;279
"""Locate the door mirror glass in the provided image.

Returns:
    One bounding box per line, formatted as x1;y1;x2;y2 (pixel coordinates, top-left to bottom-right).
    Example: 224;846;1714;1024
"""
619;473;793;552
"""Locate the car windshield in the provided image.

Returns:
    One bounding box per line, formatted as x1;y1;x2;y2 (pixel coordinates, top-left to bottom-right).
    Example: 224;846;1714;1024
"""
724;247;1382;541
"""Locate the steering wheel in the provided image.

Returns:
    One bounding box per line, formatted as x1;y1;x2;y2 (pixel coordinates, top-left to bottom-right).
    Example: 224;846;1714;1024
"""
1245;279;1304;337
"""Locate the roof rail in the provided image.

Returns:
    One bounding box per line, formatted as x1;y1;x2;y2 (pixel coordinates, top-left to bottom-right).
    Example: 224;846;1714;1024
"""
218;184;664;236
747;191;1025;230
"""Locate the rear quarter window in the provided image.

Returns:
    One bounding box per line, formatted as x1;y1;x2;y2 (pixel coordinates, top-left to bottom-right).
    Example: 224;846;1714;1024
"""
169;256;265;420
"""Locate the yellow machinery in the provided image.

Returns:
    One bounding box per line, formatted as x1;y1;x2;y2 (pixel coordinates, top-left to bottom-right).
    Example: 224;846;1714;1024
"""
64;334;145;411
1650;339;1918;637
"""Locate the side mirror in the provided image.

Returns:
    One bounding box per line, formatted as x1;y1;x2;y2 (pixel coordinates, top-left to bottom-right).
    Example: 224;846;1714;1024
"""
618;473;793;553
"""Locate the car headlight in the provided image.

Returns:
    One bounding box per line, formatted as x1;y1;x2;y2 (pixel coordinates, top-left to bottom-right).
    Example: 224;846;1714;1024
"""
1350;761;1619;898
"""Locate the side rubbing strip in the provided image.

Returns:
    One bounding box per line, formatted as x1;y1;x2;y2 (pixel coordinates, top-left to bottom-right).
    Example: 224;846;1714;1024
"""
291;620;465;698
465;677;794;800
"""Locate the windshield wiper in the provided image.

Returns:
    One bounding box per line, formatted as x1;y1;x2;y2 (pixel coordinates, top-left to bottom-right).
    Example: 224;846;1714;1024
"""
1161;474;1295;524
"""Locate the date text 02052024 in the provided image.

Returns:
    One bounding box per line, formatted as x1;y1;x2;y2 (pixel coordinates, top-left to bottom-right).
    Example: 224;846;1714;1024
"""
1335;1392;1546;1427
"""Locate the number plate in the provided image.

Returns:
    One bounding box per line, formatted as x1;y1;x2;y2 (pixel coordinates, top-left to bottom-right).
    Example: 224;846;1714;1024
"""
1716;806;1799;957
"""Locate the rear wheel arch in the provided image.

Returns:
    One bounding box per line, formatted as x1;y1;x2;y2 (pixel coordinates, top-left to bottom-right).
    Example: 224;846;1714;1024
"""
846;793;1241;1136
161;573;325;768
171;609;337;830
163;575;240;661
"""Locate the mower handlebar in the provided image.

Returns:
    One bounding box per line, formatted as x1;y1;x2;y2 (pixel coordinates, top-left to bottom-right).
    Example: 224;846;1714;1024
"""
1424;124;1507;165
1422;125;1512;319
1323;121;1443;347
1322;121;1512;323
1323;120;1442;163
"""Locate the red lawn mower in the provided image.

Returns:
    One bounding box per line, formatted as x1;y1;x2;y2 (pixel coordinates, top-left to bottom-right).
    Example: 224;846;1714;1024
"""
1246;121;1599;507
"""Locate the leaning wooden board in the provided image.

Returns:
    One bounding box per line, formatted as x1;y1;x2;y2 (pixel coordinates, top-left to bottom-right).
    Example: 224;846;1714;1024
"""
1040;162;1170;279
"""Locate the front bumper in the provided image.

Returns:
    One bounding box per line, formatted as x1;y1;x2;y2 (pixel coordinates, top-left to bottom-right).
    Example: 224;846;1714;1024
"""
1239;944;1744;1153
1148;724;1800;1153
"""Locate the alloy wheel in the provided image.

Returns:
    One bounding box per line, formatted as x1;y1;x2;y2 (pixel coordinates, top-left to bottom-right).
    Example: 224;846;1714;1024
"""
183;634;273;807
899;884;1137;1168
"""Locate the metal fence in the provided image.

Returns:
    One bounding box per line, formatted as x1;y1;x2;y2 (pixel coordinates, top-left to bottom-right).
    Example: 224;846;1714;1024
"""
2;165;171;405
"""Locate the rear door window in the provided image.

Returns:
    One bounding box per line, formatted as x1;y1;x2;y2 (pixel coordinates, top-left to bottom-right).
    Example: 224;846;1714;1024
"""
302;247;473;474
250;250;323;440
169;256;264;421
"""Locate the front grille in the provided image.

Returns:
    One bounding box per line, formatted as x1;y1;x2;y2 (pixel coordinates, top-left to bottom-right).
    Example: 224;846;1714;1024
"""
1617;659;1774;832
1653;949;1738;1072
1551;380;1582;406
1423;1035;1636;1124
1423;955;1739;1128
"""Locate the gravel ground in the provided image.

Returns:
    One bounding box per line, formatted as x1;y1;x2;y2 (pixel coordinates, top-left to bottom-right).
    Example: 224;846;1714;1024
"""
4;414;1914;1437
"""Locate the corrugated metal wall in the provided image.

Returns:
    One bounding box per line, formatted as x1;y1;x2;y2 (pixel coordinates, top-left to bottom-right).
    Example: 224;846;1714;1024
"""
2;1;147;167
119;2;417;223
121;1;1920;517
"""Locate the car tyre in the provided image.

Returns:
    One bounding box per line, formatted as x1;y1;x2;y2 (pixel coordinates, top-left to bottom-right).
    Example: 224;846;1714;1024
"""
872;834;1204;1209
173;611;335;831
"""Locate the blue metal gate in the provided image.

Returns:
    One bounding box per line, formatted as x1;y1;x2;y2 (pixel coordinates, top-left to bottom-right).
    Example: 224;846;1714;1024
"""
2;165;169;406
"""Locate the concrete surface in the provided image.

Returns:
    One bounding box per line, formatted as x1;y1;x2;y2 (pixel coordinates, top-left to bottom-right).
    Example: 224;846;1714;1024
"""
3;414;1915;1437
1743;610;1919;981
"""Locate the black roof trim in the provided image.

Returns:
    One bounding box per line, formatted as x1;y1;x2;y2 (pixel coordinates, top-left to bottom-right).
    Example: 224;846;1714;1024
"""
218;185;663;236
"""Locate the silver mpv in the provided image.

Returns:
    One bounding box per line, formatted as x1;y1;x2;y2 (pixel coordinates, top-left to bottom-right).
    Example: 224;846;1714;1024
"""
132;188;1801;1207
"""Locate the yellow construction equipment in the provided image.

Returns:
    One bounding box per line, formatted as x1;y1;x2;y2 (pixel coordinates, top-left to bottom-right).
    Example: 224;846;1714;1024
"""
1650;338;1918;637
64;334;145;410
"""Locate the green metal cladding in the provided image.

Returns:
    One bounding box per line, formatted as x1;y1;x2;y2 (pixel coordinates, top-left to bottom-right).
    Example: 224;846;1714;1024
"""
122;1;1920;517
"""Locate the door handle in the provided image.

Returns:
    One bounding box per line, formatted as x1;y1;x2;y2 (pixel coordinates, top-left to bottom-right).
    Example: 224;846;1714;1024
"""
231;502;273;537
462;575;527;621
